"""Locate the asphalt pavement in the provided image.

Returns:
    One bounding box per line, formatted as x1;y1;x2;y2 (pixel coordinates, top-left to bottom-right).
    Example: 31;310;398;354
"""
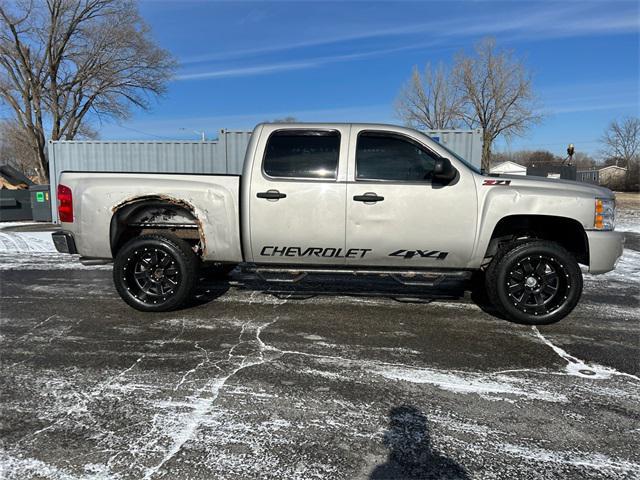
0;235;638;479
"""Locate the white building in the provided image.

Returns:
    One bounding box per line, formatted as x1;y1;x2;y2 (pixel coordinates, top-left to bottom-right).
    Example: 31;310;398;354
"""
489;161;527;176
598;165;627;185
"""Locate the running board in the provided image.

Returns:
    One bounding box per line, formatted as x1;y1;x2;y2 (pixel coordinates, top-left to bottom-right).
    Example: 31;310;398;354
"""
245;265;472;285
256;271;308;283
79;257;112;266
390;272;468;287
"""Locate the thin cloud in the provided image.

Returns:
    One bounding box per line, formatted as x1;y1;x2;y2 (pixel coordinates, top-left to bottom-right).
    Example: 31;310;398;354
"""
176;40;448;81
179;3;638;67
176;61;318;80
549;103;635;115
179;23;440;66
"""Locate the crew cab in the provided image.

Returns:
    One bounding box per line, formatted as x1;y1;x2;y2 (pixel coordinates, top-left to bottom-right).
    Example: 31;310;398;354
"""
52;123;624;324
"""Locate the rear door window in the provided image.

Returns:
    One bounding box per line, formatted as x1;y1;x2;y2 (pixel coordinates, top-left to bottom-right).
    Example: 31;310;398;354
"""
263;130;340;179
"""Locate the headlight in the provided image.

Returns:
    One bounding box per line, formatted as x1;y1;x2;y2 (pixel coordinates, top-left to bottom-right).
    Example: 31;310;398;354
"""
594;198;615;230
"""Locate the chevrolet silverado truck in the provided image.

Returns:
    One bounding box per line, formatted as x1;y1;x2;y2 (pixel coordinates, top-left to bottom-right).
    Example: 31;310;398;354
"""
52;123;624;324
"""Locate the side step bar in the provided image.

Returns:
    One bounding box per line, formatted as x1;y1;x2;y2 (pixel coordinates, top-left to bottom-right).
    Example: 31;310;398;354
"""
244;265;472;286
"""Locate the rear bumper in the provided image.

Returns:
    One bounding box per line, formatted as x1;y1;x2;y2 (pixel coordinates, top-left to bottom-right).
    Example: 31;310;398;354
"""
586;230;625;274
52;231;78;254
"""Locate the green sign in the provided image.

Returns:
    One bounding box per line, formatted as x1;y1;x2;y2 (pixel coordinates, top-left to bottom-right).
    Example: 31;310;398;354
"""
36;191;45;203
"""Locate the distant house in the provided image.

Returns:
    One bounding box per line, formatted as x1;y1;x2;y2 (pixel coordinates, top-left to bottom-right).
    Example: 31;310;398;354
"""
577;165;627;187
490;161;527;176
598;165;627;184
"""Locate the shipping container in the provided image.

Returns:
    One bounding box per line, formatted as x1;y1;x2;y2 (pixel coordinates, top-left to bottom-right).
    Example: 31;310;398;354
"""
48;130;251;222
426;129;483;170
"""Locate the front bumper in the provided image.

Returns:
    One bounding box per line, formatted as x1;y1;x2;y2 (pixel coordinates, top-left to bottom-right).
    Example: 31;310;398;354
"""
52;231;78;254
586;230;625;274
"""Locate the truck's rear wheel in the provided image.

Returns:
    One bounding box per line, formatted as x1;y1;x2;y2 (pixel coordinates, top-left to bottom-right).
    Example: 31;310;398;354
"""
113;233;198;312
486;240;582;325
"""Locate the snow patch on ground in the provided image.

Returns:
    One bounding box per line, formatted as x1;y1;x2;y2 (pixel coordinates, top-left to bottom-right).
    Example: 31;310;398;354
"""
532;327;640;381
616;208;640;234
138;318;284;479
499;443;640;474
0;253;110;270
0;231;55;253
0;221;44;229
0;228;109;270
302;334;325;341
225;386;278;399
373;365;567;403
585;248;640;286
302;367;350;381
0;453;116;480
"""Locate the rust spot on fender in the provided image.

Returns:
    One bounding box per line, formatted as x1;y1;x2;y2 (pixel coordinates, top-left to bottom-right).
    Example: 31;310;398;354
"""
111;194;208;255
111;194;196;213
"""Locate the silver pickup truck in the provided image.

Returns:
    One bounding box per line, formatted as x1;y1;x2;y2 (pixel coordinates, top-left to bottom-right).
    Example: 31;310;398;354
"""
52;123;624;324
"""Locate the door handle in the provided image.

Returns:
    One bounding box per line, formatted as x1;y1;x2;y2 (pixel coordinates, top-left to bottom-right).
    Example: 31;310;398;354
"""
353;193;384;203
257;190;287;200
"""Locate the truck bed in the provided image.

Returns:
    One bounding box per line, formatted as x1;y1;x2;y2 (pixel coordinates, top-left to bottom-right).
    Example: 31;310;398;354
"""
57;172;243;262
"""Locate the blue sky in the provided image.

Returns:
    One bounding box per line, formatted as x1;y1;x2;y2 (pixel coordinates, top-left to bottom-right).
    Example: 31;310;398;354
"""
100;0;639;157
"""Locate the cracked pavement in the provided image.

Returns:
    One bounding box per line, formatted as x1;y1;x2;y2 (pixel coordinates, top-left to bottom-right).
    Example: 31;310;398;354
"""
0;237;639;479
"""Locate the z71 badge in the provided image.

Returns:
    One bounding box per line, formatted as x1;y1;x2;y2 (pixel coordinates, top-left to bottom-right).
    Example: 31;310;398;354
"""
389;249;448;260
483;179;511;186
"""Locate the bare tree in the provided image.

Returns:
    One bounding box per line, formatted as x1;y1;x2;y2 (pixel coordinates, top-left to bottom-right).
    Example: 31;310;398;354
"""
571;152;596;170
0;0;176;182
0;119;38;174
523;150;560;167
490;149;559;168
395;63;462;130
453;38;542;171
600;117;640;168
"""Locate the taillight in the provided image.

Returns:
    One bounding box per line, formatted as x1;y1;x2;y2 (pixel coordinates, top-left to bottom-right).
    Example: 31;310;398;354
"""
57;184;73;223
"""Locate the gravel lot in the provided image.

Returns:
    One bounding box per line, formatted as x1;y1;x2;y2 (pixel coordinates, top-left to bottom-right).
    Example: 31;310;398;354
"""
1;214;639;479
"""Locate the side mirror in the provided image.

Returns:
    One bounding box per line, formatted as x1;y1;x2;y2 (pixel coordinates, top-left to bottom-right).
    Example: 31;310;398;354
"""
433;158;457;183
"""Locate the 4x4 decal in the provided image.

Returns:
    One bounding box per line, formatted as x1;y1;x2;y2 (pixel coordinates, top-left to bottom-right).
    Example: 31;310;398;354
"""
389;249;448;260
483;179;511;186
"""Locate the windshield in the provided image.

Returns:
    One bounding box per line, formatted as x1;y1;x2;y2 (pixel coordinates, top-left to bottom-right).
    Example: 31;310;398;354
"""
434;141;483;175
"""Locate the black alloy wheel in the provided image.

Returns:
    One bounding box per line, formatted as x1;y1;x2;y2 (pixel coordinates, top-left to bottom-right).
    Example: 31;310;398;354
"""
114;234;198;312
486;240;583;325
129;248;180;301
506;255;569;316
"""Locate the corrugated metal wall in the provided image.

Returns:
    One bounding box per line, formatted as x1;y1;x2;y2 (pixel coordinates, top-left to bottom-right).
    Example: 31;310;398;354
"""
426;129;483;169
49;130;251;175
577;169;599;184
219;130;252;174
48;130;251;222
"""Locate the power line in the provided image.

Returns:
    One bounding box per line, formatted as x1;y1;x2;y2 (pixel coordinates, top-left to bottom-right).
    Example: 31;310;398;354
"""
503;139;600;147
114;124;176;140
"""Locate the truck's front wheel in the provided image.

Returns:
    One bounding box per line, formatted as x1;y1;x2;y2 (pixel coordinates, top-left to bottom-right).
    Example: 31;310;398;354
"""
486;240;583;325
113;233;198;312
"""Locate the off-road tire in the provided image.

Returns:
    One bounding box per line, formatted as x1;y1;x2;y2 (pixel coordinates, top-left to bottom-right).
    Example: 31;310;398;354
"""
113;233;198;312
485;240;582;325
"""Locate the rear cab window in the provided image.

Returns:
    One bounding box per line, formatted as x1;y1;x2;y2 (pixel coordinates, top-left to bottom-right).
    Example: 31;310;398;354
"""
263;130;340;180
356;131;439;182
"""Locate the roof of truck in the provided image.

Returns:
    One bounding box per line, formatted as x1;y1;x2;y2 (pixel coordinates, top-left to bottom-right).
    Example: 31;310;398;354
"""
257;122;406;128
